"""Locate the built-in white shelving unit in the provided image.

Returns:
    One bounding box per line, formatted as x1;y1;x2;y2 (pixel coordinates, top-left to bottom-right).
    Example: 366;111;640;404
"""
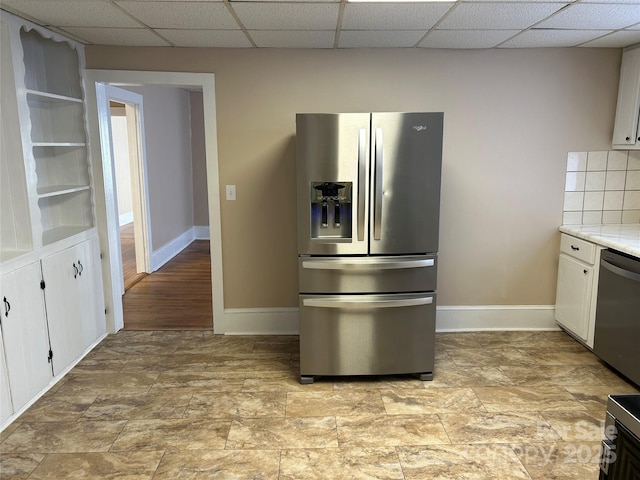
0;12;106;431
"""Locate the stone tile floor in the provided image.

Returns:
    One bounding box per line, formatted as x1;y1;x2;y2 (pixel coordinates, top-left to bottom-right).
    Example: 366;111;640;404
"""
1;330;639;479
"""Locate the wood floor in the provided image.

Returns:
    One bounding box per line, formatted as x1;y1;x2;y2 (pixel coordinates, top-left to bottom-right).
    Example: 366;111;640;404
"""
120;224;213;331
120;222;147;291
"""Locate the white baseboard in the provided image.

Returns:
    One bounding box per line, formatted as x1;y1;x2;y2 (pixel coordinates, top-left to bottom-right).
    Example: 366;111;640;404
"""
194;225;210;240
435;305;558;332
151;228;195;271
119;211;133;226
218;305;558;335
221;308;299;335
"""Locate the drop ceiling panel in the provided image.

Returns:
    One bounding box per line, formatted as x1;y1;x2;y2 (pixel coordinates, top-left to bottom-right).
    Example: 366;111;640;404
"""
62;26;171;46
420;29;520;48
536;3;640;30
1;0;141;28
437;2;568;30
339;30;426;48
341;3;454;30
115;1;239;29
159;29;253;47
580;30;640;47
500;28;611;47
232;3;339;30
250;30;335;48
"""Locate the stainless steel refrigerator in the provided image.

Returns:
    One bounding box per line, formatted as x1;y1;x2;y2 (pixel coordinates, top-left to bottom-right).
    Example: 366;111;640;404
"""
296;112;443;384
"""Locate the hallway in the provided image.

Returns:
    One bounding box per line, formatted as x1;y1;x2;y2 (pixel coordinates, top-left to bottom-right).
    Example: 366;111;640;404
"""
122;239;213;330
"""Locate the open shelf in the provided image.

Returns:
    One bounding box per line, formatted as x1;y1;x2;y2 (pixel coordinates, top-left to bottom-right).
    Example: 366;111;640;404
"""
27;93;86;144
38;190;93;246
33;145;90;193
20;28;82;99
37;185;91;199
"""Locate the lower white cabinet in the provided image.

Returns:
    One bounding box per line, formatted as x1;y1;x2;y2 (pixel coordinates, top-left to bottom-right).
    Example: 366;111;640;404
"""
0;334;14;425
0;236;105;422
41;237;105;375
0;262;52;412
555;234;602;348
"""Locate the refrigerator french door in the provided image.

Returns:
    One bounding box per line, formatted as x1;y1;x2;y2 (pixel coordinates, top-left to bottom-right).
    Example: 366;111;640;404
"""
296;112;443;384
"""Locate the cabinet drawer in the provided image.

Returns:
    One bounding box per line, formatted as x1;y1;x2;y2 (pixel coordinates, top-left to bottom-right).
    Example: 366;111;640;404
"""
560;234;596;265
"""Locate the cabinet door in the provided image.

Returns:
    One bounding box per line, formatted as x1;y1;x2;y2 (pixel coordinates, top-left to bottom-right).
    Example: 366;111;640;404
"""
555;254;593;341
41;244;85;376
0;263;52;411
41;238;105;376
77;237;106;348
613;46;640;148
0;331;14;425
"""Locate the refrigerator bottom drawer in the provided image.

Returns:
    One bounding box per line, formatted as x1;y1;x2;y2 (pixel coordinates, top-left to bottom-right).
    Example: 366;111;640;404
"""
299;293;436;380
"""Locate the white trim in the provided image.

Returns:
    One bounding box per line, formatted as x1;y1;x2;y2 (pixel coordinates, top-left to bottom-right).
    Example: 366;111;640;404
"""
151;229;195;272
435;305;558;332
119;211;133;226
217;305;558;335
194;225;210;240
221;308;299;335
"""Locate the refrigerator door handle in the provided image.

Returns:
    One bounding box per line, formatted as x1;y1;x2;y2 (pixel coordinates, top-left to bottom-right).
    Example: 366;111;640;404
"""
302;259;434;270
357;128;366;242
303;296;433;309
373;127;383;240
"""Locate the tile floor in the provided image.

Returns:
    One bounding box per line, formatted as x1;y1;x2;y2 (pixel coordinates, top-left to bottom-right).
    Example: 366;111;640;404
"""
1;330;639;479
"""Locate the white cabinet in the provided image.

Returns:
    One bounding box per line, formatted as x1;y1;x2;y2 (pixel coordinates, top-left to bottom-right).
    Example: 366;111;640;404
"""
0;263;52;413
555;234;602;348
42;237;105;376
0;333;14;425
0;12;106;427
613;44;640;149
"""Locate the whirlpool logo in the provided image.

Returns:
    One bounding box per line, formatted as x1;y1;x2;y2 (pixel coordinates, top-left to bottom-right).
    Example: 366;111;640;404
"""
413;126;427;132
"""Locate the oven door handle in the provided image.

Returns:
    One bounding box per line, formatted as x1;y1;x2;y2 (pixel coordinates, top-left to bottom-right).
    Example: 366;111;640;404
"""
303;296;433;309
302;259;434;270
601;258;640;282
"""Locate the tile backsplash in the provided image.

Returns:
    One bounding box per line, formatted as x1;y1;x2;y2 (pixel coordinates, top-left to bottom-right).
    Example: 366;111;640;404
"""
563;150;640;225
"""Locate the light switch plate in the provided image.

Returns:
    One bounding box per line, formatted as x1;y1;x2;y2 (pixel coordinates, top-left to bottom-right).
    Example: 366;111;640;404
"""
226;185;236;201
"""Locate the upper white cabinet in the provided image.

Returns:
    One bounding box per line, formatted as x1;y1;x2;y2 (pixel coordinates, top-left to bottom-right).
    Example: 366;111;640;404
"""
613;44;640;149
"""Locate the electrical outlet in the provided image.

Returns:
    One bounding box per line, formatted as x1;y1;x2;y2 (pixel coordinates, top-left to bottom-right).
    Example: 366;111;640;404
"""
226;185;236;201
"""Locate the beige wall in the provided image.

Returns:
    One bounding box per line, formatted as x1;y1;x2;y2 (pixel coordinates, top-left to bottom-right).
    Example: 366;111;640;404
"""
189;91;209;227
86;47;621;309
123;85;194;251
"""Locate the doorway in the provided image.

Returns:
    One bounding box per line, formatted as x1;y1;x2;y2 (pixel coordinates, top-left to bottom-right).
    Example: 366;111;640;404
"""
85;71;225;334
109;100;148;292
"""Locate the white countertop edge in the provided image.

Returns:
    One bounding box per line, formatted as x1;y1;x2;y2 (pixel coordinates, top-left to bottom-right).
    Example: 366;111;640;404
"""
559;224;640;259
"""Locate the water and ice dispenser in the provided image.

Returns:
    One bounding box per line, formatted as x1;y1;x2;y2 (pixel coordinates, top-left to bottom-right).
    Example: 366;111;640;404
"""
310;181;352;240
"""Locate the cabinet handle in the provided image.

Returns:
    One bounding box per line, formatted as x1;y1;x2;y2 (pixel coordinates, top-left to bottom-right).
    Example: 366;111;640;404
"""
584;269;588;274
571;245;580;251
77;260;83;276
73;262;78;279
3;297;9;317
626;136;631;141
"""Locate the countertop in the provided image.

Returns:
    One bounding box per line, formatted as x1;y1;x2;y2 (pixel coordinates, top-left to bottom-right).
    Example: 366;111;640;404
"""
559;224;640;258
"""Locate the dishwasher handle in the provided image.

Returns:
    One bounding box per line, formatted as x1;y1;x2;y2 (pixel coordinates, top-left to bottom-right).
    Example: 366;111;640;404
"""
601;258;640;282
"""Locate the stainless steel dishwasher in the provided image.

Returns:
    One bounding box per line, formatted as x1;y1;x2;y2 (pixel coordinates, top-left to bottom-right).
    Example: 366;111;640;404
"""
593;249;640;387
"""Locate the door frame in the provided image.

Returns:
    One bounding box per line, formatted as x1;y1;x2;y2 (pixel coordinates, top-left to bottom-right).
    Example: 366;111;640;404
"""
98;85;152;296
84;70;224;334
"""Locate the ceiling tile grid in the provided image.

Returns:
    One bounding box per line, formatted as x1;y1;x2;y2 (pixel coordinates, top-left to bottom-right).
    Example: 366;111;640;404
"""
1;0;639;49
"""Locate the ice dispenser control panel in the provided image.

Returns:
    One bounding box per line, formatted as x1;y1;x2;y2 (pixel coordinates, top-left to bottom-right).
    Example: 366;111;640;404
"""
310;181;352;240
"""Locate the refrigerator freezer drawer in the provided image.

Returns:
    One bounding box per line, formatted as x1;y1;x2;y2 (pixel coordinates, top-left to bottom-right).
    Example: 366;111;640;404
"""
299;255;437;294
299;293;436;379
